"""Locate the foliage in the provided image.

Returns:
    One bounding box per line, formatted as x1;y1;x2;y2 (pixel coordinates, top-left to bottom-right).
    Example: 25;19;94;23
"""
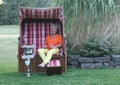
53;0;120;56
0;0;50;25
79;36;114;57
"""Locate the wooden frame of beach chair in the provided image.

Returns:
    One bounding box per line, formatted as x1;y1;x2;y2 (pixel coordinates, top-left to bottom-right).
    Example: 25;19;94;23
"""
17;6;67;73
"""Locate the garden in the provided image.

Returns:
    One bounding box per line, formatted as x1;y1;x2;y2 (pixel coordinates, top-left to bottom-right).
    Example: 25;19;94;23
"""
0;25;120;85
1;0;120;85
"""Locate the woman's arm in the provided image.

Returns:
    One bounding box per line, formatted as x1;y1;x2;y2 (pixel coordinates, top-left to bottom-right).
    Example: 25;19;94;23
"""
50;44;62;49
54;44;62;48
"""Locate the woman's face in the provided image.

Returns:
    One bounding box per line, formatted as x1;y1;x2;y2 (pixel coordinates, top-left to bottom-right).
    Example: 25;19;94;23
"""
50;26;57;35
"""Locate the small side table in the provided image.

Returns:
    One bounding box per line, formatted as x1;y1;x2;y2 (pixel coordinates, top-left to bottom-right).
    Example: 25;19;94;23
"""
21;45;34;77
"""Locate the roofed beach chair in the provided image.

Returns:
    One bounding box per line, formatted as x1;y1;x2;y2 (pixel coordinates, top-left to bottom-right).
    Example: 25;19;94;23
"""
18;7;67;74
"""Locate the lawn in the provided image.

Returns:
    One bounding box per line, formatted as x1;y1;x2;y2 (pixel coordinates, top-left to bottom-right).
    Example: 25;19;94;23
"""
0;25;120;85
0;25;19;35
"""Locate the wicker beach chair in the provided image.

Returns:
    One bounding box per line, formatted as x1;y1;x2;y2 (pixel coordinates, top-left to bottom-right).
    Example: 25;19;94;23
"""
18;7;67;74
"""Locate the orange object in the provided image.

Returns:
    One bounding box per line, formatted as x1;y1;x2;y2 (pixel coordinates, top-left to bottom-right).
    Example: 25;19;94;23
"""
45;34;63;50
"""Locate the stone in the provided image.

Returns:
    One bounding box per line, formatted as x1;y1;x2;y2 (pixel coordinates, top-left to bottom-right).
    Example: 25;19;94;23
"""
67;55;120;69
80;63;95;69
103;62;109;67
67;65;79;68
115;66;120;68
80;63;104;69
79;57;94;63
67;55;80;67
111;55;120;63
114;62;120;66
109;61;115;67
94;63;103;68
94;56;110;63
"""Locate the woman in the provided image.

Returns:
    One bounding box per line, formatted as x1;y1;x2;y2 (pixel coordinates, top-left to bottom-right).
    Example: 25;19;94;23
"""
37;24;63;67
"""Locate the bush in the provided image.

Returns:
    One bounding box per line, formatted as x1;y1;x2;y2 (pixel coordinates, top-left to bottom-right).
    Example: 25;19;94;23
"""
0;0;50;25
67;46;80;55
79;36;115;57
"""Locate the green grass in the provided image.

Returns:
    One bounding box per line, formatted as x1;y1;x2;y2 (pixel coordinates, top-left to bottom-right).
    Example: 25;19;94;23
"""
0;25;19;35
1;25;120;85
1;68;120;85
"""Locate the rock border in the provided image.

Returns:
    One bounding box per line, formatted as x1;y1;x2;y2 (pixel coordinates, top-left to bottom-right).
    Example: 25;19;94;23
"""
67;55;120;69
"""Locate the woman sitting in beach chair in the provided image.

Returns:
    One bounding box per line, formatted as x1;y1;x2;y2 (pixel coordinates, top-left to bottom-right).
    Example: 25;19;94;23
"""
38;24;63;67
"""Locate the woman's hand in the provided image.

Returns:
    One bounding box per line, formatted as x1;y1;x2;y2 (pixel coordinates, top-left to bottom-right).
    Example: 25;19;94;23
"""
44;45;47;49
49;44;56;49
49;44;62;49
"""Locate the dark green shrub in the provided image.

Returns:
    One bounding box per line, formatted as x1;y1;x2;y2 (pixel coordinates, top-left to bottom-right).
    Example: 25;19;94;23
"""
79;36;114;57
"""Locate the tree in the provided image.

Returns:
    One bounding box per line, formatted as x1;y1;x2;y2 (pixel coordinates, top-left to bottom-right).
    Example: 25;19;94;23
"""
0;0;50;25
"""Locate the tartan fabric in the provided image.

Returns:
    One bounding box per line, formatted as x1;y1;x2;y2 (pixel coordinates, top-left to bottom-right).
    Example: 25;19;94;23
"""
19;7;63;22
48;60;61;67
19;7;64;57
